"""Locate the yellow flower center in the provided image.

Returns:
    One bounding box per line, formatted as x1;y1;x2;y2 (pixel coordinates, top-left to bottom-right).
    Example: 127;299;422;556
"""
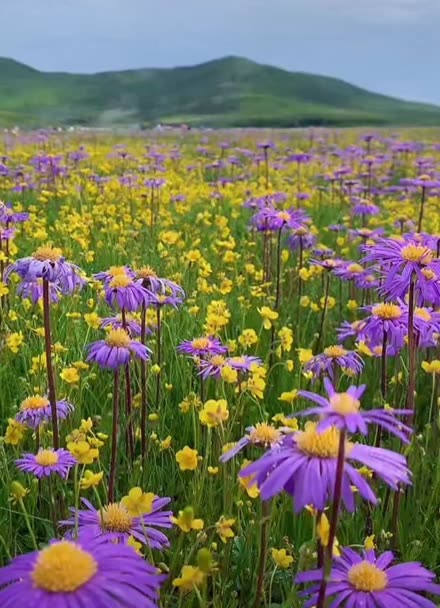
229;356;247;365
296;422;351;458
294;226;308;236
401;244;433;264
372;303;402;320
101;503;133;532
105;328;131;348
414;307;431;322
210;355;226;366
346;263;364;274
136;266;157;279
31;541;98;592
323;345;347;358
191;337;211;350
108;265;128;277
278;211;291;222
35;450;59;466
250;422;282;445
329;393;360;415
32;246;63;262
109;274;133;288
20;395;50;411
348;561;388;592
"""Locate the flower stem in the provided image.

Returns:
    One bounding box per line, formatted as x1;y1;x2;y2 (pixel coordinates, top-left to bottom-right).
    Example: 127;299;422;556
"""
315;273;330;355
121;309;134;462
417;185;426;233
140;302;148;460
406;277;416;416
254;500;271;608
155;307;162;409
108;369;120;503
18;497;39;551
42;278;59;450
316;430;346;608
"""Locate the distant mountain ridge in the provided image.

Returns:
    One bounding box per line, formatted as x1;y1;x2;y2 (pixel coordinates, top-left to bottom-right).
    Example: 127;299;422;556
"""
1;55;440;127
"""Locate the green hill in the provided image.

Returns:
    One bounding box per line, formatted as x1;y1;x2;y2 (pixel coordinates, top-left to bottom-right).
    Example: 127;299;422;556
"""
1;55;440;127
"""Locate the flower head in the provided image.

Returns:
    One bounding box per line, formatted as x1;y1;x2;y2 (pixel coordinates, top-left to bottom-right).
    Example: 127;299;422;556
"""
16;395;73;429
15;448;76;479
86;329;151;369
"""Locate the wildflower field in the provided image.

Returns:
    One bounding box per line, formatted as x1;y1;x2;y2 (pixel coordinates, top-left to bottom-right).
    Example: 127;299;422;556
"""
1;128;440;607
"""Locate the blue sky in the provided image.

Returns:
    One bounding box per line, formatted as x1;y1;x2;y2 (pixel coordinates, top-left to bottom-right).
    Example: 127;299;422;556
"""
2;0;440;103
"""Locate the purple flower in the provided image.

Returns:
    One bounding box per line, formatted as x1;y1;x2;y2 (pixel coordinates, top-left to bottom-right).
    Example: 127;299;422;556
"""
94;265;135;285
5;245;85;295
304;346;364;381
225;355;263;372
104;275;151;312
352;198;380;216
178;336;227;358
240;424;411;512
197;354;227;379
17;279;61;304
87;329;151;369
16;448;76;479
61;496;172;550
337;320;367;344
220;422;283;463
100;314;145;337
16;395;73;429
251;206;309;232
359;302;407;350
135;267;185;299
0;535;165;607
333;261;367;282
287;228;316;252
298;378;412;441
297;547;440;608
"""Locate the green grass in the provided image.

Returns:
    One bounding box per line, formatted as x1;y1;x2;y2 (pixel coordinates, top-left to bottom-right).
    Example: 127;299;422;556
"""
1;55;440;127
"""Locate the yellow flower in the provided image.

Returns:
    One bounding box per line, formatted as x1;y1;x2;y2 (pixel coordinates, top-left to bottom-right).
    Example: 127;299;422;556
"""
0;282;9;296
84;312;102;329
317;512;340;557
364;534;376;551
278;326;294;352
221;365;238;384
79;418;93;433
278;389;298;404
271;548;294;569
6;332;24;354
171;506;204;532
245;374;266;399
127;535;143;554
176;446;199;471
173;565;206;593
347;300;358;311
216;515;236;543
10;481;29;502
148;412;159;421
160;435;172;450
238;328;258;347
199;399;229;428
286;359;294;372
121;487;155;516
300;295;311;307
80;470;104;490
239;461;259;498
297;348;314;365
422;360;440;374
4;418;27;445
31;354;47;373
258;306;279;330
67;441;99;464
60;367;80;384
357;341;373;357
208;466;219;475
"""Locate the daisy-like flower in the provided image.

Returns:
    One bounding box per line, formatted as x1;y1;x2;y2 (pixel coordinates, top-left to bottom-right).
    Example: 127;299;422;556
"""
197;354;227;379
411;305;440;347
304;346;364;381
15;448;76;479
225;355;263;372
362;236;440;300
296;547;440;608
178;336;227;358
15;395;73;429
61;496;172;550
94;265;135;284
240;422;411;512
251;206;309;232
136;267;185;299
220;422;283;463
287;227;316;252
298;378;412;440
100;314;145;337
333;261;367;282
86;328;151;369
336;320;367;344
104;274;151;312
359;302;407;350
17;279;61;304
5;245;85;294
0;536;165;607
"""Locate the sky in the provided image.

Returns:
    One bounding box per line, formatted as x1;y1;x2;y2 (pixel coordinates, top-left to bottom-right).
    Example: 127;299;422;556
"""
2;0;440;103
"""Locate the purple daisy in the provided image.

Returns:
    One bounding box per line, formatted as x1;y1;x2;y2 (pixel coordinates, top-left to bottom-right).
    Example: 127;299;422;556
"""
17;279;61;304
359;302;407;350
304;346;364;381
225;355;263;372
15;395;73;429
135;267;185;298
251;206;309;232
0;535;165;607
61;497;172;550
197;354;227;379
297;547;440;608
298;378;412;440
333;261;367;282
240;424;411;512
86;329;151;369
100;314;145;337
412;305;440;346
104;275;151;312
5;245;84;294
336;320;367;344
15;448;76;479
94;265;135;284
178;336;228;358
220;422;283;463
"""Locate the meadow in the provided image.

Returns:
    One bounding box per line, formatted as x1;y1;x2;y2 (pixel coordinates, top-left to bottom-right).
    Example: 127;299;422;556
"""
0;127;440;607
